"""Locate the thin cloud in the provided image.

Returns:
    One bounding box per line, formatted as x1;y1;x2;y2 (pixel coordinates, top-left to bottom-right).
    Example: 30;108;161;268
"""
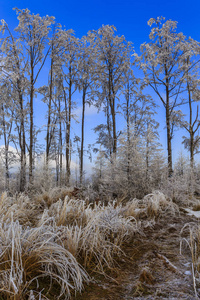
73;104;98;119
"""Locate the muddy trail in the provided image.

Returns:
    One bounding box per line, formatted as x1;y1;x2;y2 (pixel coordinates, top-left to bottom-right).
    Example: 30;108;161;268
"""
73;211;198;300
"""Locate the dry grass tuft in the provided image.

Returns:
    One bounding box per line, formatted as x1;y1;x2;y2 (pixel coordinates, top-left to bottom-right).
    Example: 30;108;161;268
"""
0;192;40;226
192;201;200;211
0;216;89;299
122;198;141;219
121;191;179;221
142;191;179;218
79;202;138;272
34;187;77;208
48;197;91;227
36;199;139;274
139;266;155;285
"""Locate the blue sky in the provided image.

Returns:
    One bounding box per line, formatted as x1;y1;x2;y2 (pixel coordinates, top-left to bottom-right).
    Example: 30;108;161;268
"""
1;0;200;172
0;0;200;51
1;0;200;51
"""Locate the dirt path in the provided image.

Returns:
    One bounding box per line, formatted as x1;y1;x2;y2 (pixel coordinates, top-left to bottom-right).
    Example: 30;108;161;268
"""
73;212;197;300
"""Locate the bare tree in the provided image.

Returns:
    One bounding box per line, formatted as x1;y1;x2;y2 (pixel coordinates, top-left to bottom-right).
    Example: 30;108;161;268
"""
181;57;200;168
57;29;79;185
0;19;28;191
137;17;200;175
14;8;54;183
76;35;96;185
90;25;133;156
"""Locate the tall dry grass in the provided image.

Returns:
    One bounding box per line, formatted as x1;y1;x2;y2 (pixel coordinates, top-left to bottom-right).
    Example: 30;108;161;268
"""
0;188;180;299
180;223;200;298
0;215;89;299
142;191;179;218
0;192;40;226
79;202;138;271
42;199;138;272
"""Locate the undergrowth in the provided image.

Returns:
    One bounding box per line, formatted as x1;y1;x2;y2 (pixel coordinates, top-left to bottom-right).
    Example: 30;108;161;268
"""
180;222;200;299
0;189;180;299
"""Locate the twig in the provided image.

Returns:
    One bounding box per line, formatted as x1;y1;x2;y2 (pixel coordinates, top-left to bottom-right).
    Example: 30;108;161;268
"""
191;262;198;299
153;251;183;276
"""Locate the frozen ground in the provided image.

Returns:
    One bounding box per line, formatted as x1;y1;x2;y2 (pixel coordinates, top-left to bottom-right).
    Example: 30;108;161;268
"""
73;211;198;300
0;189;199;299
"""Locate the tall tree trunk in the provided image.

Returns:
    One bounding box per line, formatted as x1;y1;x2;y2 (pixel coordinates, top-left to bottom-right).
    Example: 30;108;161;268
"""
166;102;172;176
80;87;86;186
66;67;72;186
126;82;131;195
5;144;9;190
19;92;26;192
165;70;173;176
106;99;112;156
59;99;63;186
188;79;194;169
56;149;59;186
190;132;194;169
46;55;54;166
2;106;9;190
29;59;34;184
146;123;150;187
108;68;117;155
111;98;117;155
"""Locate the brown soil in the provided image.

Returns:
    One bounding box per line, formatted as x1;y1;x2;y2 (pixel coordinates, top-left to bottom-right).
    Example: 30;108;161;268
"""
72;211;198;300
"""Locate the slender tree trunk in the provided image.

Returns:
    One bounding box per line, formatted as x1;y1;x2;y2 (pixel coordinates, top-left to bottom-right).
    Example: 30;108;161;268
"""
108;68;117;155
99;150;102;180
80;87;86;186
166;103;172;176
126;82;131;194
4;140;9;191
56;149;59;186
165;71;173;176
5;145;9;190
187;79;194;169
111;98;117;155
46;55;54;166
146;123;150;188
2;106;9;190
29;58;34;184
59;98;63;186
190;132;194;169
106;99;112;156
66;66;72;186
19;92;26;192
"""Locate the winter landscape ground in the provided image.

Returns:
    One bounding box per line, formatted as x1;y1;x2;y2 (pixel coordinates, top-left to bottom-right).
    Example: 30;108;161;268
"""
0;186;200;299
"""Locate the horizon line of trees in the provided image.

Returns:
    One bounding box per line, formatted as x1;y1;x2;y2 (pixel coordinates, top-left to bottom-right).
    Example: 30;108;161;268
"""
0;9;200;192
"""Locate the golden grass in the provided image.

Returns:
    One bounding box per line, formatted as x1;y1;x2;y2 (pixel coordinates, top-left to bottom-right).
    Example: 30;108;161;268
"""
180;222;200;298
142;191;179;218
48;197;91;227
192;201;200;211
0;216;89;299
34;187;78;208
0;188;181;299
78;202;138;272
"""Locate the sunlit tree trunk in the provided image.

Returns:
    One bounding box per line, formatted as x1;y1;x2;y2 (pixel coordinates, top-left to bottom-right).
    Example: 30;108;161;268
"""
66;64;72;186
80;87;86;186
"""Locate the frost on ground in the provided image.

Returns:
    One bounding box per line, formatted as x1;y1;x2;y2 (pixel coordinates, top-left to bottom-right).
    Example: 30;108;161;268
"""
73;212;198;300
0;189;199;299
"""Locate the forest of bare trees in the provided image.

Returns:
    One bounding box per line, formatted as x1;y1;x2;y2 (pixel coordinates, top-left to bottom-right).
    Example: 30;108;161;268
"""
0;10;200;198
